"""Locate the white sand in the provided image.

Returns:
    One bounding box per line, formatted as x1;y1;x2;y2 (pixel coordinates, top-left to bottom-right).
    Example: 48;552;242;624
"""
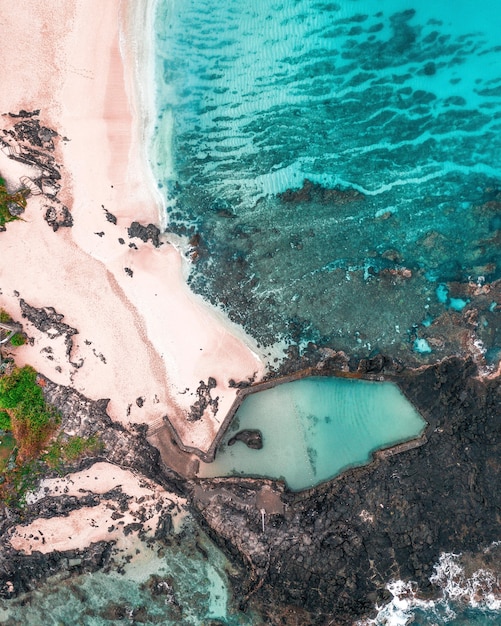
0;0;266;455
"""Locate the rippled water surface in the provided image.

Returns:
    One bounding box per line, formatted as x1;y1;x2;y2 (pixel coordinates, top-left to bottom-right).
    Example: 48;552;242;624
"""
152;0;501;360
198;377;427;490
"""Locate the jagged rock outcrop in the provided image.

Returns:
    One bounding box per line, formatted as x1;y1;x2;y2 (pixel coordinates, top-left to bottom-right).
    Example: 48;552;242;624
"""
19;300;78;362
0;541;113;599
127;221;162;248
190;358;501;624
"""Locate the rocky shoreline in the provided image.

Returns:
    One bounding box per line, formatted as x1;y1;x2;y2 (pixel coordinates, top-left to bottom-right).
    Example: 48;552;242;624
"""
0;353;499;624
189;356;501;624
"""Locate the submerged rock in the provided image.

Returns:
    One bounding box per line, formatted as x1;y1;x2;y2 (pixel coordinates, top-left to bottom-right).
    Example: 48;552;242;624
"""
278;179;365;205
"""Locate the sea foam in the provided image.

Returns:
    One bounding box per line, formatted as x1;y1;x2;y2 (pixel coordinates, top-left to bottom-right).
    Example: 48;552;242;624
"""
359;548;501;625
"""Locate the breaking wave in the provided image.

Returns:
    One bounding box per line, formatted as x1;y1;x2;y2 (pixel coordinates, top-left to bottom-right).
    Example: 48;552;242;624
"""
358;547;501;625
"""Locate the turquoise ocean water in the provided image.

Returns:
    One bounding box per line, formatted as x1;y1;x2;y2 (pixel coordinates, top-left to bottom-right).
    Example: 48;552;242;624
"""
152;0;501;363
1;1;500;624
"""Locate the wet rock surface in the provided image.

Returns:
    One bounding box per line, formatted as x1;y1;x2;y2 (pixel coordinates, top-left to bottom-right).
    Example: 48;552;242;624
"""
228;429;263;450
0;541;113;599
190;357;501;624
278;178;365;206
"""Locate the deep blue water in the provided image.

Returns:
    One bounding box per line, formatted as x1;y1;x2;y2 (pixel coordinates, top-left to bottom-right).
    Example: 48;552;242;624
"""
152;0;501;362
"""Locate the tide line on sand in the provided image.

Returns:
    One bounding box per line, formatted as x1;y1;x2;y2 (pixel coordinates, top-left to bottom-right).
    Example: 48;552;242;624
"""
0;0;266;457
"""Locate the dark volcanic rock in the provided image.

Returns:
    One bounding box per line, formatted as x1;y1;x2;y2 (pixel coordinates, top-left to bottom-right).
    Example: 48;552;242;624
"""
40;378;184;488
127;221;162;248
228;429;263;450
0;541;113;598
44;203;73;231
188;377;219;422
190;358;501;625
102;207;117;224
19;299;78;362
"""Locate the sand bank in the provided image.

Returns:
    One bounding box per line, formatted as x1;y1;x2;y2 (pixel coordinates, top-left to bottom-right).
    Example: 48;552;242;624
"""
0;0;265;456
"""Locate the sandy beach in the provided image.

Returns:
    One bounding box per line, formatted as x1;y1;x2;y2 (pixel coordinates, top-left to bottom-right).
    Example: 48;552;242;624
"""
9;463;187;556
0;0;266;459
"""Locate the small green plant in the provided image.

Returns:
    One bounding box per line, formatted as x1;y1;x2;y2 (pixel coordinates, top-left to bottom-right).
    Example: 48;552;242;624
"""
0;309;12;323
9;333;26;347
43;435;103;470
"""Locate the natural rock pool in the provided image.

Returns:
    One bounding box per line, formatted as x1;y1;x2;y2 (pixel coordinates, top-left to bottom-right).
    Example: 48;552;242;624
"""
198;377;427;490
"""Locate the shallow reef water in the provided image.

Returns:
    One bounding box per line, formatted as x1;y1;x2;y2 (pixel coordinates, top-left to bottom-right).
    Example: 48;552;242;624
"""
0;517;256;626
152;0;501;361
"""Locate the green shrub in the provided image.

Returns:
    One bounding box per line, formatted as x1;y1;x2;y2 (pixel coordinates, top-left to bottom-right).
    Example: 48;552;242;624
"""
43;435;103;470
0;411;11;431
9;333;25;347
0;309;12;323
0;366;60;460
0;366;41;410
64;435;102;460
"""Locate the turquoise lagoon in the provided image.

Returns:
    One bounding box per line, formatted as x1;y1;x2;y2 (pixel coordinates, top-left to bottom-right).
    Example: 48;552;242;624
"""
198;377;427;491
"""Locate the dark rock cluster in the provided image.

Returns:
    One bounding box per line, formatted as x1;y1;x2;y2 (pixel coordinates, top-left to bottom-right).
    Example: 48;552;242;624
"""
190;357;501;624
278;179;365;205
127;221;162;248
19;299;78;362
187;377;219;422
228;429;263;450
0;541;113;600
44;203;73;232
1;111;72;231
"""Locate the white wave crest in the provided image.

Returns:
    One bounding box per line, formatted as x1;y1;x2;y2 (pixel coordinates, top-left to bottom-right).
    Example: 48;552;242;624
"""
430;552;501;611
359;546;501;625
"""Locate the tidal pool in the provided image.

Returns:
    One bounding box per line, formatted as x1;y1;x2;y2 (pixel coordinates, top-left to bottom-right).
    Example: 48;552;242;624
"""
198;377;427;491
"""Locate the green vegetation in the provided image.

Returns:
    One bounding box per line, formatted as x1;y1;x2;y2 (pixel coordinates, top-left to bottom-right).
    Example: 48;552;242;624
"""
0;434;16;472
9;333;26;346
0;366;60;462
0;365;104;506
0;410;12;431
0;176;29;228
43;435;103;470
0;309;25;348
